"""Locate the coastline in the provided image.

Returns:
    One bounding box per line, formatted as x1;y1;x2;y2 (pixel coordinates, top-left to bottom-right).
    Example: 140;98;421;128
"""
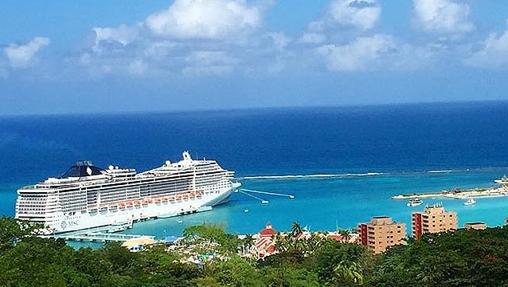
393;187;508;200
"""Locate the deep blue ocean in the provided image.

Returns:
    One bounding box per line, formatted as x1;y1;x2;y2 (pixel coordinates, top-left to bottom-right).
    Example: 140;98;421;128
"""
2;102;508;238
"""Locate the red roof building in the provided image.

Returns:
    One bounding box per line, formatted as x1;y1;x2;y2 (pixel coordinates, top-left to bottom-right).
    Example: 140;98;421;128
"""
259;223;277;237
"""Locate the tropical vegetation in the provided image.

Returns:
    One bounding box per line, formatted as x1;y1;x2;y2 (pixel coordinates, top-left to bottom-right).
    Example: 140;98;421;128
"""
0;217;507;286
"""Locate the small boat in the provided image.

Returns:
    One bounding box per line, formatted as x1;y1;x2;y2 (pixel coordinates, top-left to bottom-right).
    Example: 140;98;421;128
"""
407;198;423;207
464;198;476;206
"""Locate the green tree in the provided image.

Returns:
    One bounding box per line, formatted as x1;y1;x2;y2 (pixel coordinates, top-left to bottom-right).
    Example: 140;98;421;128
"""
206;256;264;286
368;228;508;286
262;266;320;287
333;260;364;286
0;217;40;252
291;222;303;238
241;234;254;254
312;241;373;285
101;241;138;274
183;224;240;254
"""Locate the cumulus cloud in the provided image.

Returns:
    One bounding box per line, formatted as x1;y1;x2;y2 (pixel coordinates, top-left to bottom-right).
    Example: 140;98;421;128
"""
316;35;395;71
298;0;381;52
143;41;176;59
326;0;381;31
93;24;139;52
145;0;261;40
413;0;474;34
465;24;508;68
4;37;50;68
77;0;280;77
304;0;381;36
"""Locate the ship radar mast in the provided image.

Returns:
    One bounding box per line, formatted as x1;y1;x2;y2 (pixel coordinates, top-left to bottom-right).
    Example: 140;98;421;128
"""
182;151;192;162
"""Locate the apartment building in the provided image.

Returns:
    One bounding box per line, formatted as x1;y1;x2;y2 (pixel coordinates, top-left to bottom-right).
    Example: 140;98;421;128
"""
412;205;457;239
359;216;406;254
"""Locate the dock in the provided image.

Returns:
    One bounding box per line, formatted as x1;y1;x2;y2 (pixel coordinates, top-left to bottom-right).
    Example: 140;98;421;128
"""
51;232;155;243
45;221;154;243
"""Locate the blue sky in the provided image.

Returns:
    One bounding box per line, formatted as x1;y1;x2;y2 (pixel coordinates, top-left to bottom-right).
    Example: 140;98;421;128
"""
1;0;508;115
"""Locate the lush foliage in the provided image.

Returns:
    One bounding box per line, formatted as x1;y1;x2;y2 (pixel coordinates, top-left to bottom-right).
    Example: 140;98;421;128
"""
368;228;508;286
0;217;507;286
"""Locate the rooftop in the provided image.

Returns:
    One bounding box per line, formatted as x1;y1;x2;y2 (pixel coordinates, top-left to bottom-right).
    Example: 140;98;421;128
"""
259;223;277;237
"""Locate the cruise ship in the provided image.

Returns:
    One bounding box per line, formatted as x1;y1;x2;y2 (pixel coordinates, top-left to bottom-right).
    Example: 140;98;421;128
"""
15;152;240;233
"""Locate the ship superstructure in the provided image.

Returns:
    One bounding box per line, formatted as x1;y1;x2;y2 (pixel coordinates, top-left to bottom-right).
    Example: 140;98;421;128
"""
15;152;239;233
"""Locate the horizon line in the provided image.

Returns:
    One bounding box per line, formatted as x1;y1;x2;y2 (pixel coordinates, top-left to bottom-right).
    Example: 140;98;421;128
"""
2;99;508;118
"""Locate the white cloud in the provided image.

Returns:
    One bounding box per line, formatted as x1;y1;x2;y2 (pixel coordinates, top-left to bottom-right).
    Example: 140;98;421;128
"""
78;0;277;77
316;34;442;72
316;34;395;71
92;24;139;52
413;0;474;34
143;41;176;59
327;0;381;31
4;37;50;68
298;0;380;51
465;25;508;68
145;0;261;40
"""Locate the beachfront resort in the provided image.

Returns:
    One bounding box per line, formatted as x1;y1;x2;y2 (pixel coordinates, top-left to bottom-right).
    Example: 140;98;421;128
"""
121;204;507;259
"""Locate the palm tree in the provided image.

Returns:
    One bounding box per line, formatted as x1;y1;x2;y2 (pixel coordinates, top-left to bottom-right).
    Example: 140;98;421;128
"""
275;234;290;252
242;234;254;254
339;229;351;243
333;260;364;285
307;233;323;251
291;222;303;238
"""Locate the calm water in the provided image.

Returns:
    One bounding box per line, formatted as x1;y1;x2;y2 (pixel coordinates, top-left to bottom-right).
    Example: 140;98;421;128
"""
2;102;508;237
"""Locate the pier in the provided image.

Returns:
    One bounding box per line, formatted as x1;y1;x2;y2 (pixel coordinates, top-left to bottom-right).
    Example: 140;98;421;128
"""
238;189;269;204
237;188;295;204
46;222;153;243
50;232;155;243
241;188;295;199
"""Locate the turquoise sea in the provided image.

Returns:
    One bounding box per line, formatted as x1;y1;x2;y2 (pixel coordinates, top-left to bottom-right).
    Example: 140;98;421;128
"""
2;102;508;238
121;169;508;238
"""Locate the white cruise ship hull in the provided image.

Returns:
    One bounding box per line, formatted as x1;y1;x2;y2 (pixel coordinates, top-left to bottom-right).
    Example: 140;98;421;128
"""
16;152;239;234
48;183;239;234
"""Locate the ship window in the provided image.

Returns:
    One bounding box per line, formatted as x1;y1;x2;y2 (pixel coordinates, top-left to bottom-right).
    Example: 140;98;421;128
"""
60;164;104;178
